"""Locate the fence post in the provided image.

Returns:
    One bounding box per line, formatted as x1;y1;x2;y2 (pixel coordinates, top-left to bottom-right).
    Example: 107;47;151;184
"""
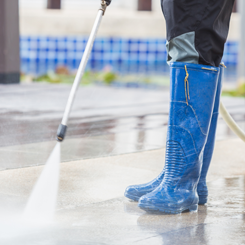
138;0;152;11
0;0;20;84
47;0;61;9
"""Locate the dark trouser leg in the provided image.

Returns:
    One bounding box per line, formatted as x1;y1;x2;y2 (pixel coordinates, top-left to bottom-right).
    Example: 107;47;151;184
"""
161;0;235;67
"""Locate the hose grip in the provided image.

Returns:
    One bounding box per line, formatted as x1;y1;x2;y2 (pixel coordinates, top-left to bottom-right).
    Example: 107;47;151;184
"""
56;124;67;142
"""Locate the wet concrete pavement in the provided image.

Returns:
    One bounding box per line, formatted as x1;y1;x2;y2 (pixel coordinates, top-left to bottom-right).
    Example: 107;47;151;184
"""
0;83;245;244
0;140;245;245
0;83;244;169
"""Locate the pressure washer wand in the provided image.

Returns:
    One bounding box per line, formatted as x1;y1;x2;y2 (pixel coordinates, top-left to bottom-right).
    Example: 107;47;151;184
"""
56;1;110;142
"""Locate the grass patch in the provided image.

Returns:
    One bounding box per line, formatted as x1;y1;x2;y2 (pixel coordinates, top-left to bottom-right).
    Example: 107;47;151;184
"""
21;68;170;88
223;83;245;97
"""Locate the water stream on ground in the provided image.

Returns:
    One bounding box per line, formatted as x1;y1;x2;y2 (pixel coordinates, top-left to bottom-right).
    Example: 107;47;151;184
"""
23;142;60;224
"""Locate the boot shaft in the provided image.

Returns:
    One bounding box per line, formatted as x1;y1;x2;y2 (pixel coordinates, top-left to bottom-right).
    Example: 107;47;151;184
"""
199;65;224;183
164;63;220;189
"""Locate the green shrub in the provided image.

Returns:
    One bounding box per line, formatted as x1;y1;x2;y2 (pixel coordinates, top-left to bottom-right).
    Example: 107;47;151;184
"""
223;83;245;97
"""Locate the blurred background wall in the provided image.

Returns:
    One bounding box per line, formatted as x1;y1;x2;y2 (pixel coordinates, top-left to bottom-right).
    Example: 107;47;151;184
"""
19;0;148;11
17;0;240;79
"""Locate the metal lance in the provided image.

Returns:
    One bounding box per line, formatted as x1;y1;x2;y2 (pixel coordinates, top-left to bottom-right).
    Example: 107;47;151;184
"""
57;0;109;142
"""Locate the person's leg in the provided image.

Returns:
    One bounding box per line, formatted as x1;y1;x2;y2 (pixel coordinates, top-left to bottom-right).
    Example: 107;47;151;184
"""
161;0;235;208
125;0;234;209
124;66;224;205
138;62;219;213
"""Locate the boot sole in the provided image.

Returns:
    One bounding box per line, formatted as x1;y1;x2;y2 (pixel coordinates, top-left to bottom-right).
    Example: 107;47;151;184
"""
138;203;198;214
126;192;208;205
125;192;208;206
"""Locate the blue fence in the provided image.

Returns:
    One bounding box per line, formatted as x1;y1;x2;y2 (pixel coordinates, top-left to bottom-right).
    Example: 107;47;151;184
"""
20;36;239;75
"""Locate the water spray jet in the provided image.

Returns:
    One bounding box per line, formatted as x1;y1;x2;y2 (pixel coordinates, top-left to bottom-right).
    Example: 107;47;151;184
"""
23;143;60;224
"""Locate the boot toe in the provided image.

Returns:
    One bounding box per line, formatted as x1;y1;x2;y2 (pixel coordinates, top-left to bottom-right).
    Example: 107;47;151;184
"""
124;185;143;201
138;193;161;211
124;181;161;202
138;188;198;214
138;190;169;211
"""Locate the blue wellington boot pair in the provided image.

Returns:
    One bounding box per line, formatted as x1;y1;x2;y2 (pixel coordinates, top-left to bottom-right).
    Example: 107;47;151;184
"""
125;62;222;214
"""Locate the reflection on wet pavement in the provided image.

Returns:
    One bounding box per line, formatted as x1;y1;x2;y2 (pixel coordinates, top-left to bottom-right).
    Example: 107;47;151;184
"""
0;175;244;245
0;84;244;170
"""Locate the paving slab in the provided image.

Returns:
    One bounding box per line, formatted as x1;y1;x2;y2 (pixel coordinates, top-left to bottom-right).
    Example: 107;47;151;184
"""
0;138;244;244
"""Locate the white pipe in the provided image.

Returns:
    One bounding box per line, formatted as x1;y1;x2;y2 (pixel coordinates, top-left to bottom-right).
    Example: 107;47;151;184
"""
61;9;104;126
220;101;245;142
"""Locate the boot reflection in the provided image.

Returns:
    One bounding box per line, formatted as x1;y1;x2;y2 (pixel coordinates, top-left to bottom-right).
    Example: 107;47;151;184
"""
136;206;208;245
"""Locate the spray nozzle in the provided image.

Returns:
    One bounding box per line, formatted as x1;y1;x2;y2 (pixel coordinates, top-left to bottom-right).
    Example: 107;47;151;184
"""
56;124;67;142
100;0;110;15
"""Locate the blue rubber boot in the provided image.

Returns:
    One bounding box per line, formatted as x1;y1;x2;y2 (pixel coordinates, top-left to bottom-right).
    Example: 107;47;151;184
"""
137;62;219;214
197;66;224;205
124;66;223;205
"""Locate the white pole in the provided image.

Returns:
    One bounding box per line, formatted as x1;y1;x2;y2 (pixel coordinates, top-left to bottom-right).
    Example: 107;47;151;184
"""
57;1;108;142
238;0;245;83
61;9;104;126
